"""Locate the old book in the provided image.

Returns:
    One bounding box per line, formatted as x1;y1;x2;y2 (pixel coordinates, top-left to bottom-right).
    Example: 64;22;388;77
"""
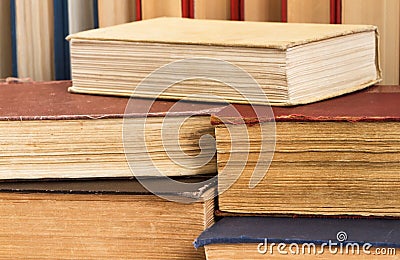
14;0;54;81
141;0;182;19
243;0;281;22
214;85;400;217
67;17;381;106
195;217;400;259
0;0;12;78
0;80;219;180
0;178;215;259
98;0;136;27
342;0;400;85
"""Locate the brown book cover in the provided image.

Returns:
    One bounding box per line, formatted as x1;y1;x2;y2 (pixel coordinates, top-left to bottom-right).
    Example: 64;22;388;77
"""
0;177;216;259
212;85;400;124
0;80;222;120
0;80;222;180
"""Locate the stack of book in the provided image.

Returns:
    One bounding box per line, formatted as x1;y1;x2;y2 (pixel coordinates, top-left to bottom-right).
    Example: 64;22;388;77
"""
0;80;219;259
2;17;400;259
198;85;400;259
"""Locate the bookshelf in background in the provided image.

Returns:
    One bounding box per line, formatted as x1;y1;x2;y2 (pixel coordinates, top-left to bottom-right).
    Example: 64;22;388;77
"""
0;0;12;78
98;0;136;27
243;0;281;22
14;0;54;81
342;0;400;85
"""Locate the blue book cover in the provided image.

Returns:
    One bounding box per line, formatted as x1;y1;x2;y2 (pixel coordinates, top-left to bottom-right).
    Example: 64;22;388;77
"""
53;0;70;80
10;0;17;77
195;217;400;249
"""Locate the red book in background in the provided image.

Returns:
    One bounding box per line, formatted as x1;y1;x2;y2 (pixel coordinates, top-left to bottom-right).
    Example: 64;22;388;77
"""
230;0;244;20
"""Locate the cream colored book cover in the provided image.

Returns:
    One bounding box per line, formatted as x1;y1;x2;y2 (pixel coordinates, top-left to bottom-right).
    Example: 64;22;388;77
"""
67;17;381;106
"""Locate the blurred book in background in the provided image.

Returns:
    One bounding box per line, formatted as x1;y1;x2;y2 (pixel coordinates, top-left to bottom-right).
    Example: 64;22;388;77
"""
0;0;12;79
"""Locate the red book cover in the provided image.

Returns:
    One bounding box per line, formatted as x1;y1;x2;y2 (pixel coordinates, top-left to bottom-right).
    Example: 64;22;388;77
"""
212;85;400;125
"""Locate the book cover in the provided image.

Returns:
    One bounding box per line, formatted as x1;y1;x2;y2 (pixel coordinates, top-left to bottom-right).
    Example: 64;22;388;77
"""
195;216;400;249
212;85;400;217
0;80;222;180
0;178;215;259
67;17;381;106
195;216;400;259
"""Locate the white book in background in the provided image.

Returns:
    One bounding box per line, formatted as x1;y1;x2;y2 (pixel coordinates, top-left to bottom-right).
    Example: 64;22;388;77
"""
141;0;181;19
0;0;12;78
15;0;54;81
68;0;95;34
194;0;230;20
98;0;136;27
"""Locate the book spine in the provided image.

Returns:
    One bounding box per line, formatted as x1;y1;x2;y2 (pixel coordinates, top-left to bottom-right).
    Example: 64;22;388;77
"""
181;0;194;18
14;0;55;81
68;0;95;33
193;0;230;20
240;0;244;20
10;0;18;77
93;0;99;27
53;0;70;80
0;0;13;78
281;0;287;22
141;0;181;20
136;0;142;20
284;0;332;24
335;0;341;23
98;0;135;27
243;0;281;22
342;0;399;85
230;0;243;20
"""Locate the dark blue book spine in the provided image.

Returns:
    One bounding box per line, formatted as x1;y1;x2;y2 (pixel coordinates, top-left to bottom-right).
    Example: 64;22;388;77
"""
53;0;70;80
10;0;17;77
93;0;99;28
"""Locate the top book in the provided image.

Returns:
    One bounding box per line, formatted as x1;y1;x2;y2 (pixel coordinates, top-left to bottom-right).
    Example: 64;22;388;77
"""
67;17;381;106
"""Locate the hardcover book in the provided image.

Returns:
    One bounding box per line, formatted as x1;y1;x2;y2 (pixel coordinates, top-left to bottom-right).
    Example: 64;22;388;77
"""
195;217;400;259
0;80;219;180
67;17;381;106
0;178;215;259
213;85;400;217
